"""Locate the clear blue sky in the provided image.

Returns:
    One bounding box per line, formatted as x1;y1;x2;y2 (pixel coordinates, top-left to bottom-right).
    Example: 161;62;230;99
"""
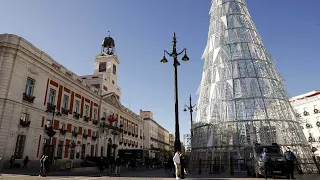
1;0;320;138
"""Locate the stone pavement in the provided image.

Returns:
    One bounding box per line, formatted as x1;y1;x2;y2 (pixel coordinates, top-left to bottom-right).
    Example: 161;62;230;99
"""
0;169;319;179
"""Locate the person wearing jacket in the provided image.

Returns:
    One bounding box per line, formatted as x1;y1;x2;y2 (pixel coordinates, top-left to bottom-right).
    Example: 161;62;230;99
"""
99;157;105;177
261;148;274;179
114;155;121;175
173;151;181;180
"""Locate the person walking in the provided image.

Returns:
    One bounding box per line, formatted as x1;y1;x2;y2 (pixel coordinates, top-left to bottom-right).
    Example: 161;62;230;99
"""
39;155;46;177
99;157;105;177
284;147;296;179
9;155;15;168
130;157;136;171
108;155;114;176
114;155;121;176
261;148;274;179
22;156;30;168
173;151;181;180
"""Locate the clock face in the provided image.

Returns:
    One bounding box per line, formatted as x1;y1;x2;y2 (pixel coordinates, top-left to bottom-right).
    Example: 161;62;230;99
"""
99;62;106;72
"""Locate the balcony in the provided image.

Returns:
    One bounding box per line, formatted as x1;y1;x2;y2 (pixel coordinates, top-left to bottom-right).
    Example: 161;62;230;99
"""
61;108;69;115
73;112;80;120
19;119;31;128
22;93;35;103
72;131;78;137
59;128;67;135
44;125;56;137
92;135;97;141
83;134;88;139
92;119;98;125
46;103;56;113
83;116;89;122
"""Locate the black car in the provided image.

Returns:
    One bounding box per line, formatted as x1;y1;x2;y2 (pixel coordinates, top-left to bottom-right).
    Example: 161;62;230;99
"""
246;143;287;178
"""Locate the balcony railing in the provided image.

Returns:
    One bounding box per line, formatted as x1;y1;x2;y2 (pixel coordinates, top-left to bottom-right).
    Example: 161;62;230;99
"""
23;93;35;103
19;119;31;127
61;108;69;115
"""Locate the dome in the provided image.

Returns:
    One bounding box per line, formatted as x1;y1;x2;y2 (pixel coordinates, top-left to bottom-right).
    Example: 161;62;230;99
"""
102;36;115;48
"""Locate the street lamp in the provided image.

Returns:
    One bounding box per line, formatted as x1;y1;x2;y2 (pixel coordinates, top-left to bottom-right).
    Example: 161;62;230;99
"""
44;104;61;163
183;95;196;138
161;32;190;152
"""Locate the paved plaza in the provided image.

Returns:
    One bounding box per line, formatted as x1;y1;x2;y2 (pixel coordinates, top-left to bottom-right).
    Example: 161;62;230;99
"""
0;169;319;180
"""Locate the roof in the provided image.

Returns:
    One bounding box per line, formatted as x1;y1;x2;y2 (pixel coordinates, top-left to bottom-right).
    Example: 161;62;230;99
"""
289;90;320;102
143;118;169;133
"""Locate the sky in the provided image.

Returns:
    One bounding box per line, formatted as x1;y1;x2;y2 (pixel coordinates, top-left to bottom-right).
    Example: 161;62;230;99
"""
1;0;320;140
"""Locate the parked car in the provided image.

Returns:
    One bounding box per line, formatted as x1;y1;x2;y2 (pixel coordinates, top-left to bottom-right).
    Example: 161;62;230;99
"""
246;143;287;178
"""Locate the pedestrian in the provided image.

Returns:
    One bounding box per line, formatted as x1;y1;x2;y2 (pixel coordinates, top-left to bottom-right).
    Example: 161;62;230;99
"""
99;157;105;176
9;155;15;168
108;155;114;176
284;147;296;179
261;148;274;179
173;150;181;180
23;156;30;168
114;155;121;176
130;157;136;171
39;155;46;177
180;154;185;179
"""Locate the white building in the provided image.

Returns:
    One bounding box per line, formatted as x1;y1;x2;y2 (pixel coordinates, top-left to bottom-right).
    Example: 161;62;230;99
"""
290;90;320;156
140;110;169;159
0;34;143;169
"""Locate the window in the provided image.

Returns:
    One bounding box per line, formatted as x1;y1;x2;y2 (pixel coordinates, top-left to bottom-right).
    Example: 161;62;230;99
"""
113;64;116;75
48;88;56;105
75;100;80;113
61;123;66;130
93;109;97;120
73;126;77;132
57;141;63;159
103;112;107;118
85;104;89;117
14;135;26;159
20;113;29;122
24;78;35;96
84;129;87;135
91;145;94;156
62;95;69;109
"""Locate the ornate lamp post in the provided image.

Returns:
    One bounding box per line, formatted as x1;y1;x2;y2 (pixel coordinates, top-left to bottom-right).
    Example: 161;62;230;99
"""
161;32;190;152
183;95;196;138
44;103;61;163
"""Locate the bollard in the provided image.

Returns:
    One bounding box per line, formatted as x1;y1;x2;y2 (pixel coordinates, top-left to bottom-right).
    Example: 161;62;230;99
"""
198;158;202;174
230;156;234;175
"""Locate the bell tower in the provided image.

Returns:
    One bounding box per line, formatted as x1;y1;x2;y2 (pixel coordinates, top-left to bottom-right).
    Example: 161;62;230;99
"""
93;33;121;99
94;33;119;86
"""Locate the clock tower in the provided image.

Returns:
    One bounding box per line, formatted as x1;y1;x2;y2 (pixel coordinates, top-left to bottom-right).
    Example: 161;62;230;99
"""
93;35;121;99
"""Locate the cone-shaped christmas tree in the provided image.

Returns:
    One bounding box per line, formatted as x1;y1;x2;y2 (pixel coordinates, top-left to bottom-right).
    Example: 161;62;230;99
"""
191;0;316;172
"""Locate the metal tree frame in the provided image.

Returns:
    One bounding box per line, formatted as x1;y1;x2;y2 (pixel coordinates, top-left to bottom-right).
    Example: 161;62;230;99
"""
191;0;317;173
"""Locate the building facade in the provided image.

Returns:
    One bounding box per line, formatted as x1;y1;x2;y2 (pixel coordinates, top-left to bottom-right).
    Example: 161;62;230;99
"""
169;134;174;152
290;90;320;156
140;110;169;159
0;34;143;169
